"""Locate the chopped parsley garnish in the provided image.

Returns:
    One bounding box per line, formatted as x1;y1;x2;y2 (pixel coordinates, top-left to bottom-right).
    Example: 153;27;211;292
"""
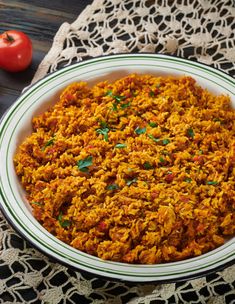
161;150;169;155
106;184;119;190
58;211;71;228
106;90;126;111
159;156;165;163
112;103;118;111
149;90;155;97
126;177;138;186
187;128;195;139
148;135;170;145
100;120;108;128
149;122;158;128
206;181;218;185
184;178;192;183
143;162;154;170
115;143;127;149
213;118;223;124
162;138;170;145
96;121;110;141
96;127;109;142
106;90;113;97
42;137;55;150
113;95;125;103
31;201;42;206
120;102;131;109
135;126;146;135
77;156;93;172
148;134;160;142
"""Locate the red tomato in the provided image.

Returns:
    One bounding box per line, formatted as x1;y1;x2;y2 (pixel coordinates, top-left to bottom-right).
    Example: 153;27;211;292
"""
0;30;32;72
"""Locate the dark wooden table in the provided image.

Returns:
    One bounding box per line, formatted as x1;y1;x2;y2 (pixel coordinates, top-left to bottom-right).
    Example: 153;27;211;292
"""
0;0;92;118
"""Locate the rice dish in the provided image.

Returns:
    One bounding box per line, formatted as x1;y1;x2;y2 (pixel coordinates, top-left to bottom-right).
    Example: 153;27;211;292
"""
14;74;235;264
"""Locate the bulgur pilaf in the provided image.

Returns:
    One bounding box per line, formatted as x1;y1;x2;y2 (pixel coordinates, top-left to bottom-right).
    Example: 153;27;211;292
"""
14;74;235;264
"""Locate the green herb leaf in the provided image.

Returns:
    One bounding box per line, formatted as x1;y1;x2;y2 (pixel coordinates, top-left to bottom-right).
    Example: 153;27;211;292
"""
162;139;170;145
58;212;62;222
106;184;119;190
187;128;195;139
159;156;165;163
42;137;55;150
114;95;125;103
148;134;160;142
100;121;108;128
61;220;71;227
126;178;137;186
31;201;42;206
184;178;192;183
143;162;154;170
120;102;131;109
206;181;218;185
79;167;89;173
104;133;109;142
115;143;127;149
96;127;109;142
149;122;158;128
213;118;223;123
135;126;146;135
107;91;127;111
161;150;169;155
106;90;113;97
199;149;203;155
77;156;93;172
112;103;118;111
149;90;155;97
45;138;54;147
106;90;125;103
58;211;71;228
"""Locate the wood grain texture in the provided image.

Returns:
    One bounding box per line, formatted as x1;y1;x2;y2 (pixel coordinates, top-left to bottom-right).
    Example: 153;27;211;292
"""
0;0;92;117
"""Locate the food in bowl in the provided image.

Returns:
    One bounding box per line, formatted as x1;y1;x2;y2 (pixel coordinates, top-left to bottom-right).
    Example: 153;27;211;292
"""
14;74;235;264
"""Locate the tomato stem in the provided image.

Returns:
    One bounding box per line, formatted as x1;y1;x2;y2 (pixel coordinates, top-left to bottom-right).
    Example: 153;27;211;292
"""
5;32;14;43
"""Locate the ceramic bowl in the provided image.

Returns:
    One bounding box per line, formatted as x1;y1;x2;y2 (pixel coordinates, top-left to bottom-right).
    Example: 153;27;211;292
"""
0;54;234;282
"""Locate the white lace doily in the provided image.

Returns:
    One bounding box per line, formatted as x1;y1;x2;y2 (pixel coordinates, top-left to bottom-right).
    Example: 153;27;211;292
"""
1;0;235;303
32;0;235;83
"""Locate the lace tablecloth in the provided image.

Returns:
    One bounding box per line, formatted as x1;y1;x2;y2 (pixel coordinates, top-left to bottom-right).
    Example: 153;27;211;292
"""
1;0;235;303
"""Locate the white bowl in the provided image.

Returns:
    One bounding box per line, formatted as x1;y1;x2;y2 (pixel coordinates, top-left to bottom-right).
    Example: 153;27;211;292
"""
0;54;234;283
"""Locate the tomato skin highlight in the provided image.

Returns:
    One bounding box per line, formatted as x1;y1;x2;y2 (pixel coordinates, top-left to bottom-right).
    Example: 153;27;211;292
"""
0;30;33;72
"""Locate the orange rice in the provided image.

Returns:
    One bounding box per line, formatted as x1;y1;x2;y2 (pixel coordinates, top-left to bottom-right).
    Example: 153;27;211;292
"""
14;74;235;264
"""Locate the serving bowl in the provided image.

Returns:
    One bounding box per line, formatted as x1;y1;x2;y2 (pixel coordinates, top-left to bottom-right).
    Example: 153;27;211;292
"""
0;53;234;283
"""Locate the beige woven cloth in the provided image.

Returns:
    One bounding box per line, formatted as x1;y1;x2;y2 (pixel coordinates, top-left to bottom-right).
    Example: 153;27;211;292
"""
32;0;235;83
0;0;234;303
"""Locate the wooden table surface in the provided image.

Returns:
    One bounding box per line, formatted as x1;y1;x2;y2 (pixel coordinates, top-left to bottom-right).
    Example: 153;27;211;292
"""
0;0;92;117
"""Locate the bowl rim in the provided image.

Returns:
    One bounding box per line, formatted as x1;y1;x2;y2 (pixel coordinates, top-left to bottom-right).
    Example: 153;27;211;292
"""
0;53;234;283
